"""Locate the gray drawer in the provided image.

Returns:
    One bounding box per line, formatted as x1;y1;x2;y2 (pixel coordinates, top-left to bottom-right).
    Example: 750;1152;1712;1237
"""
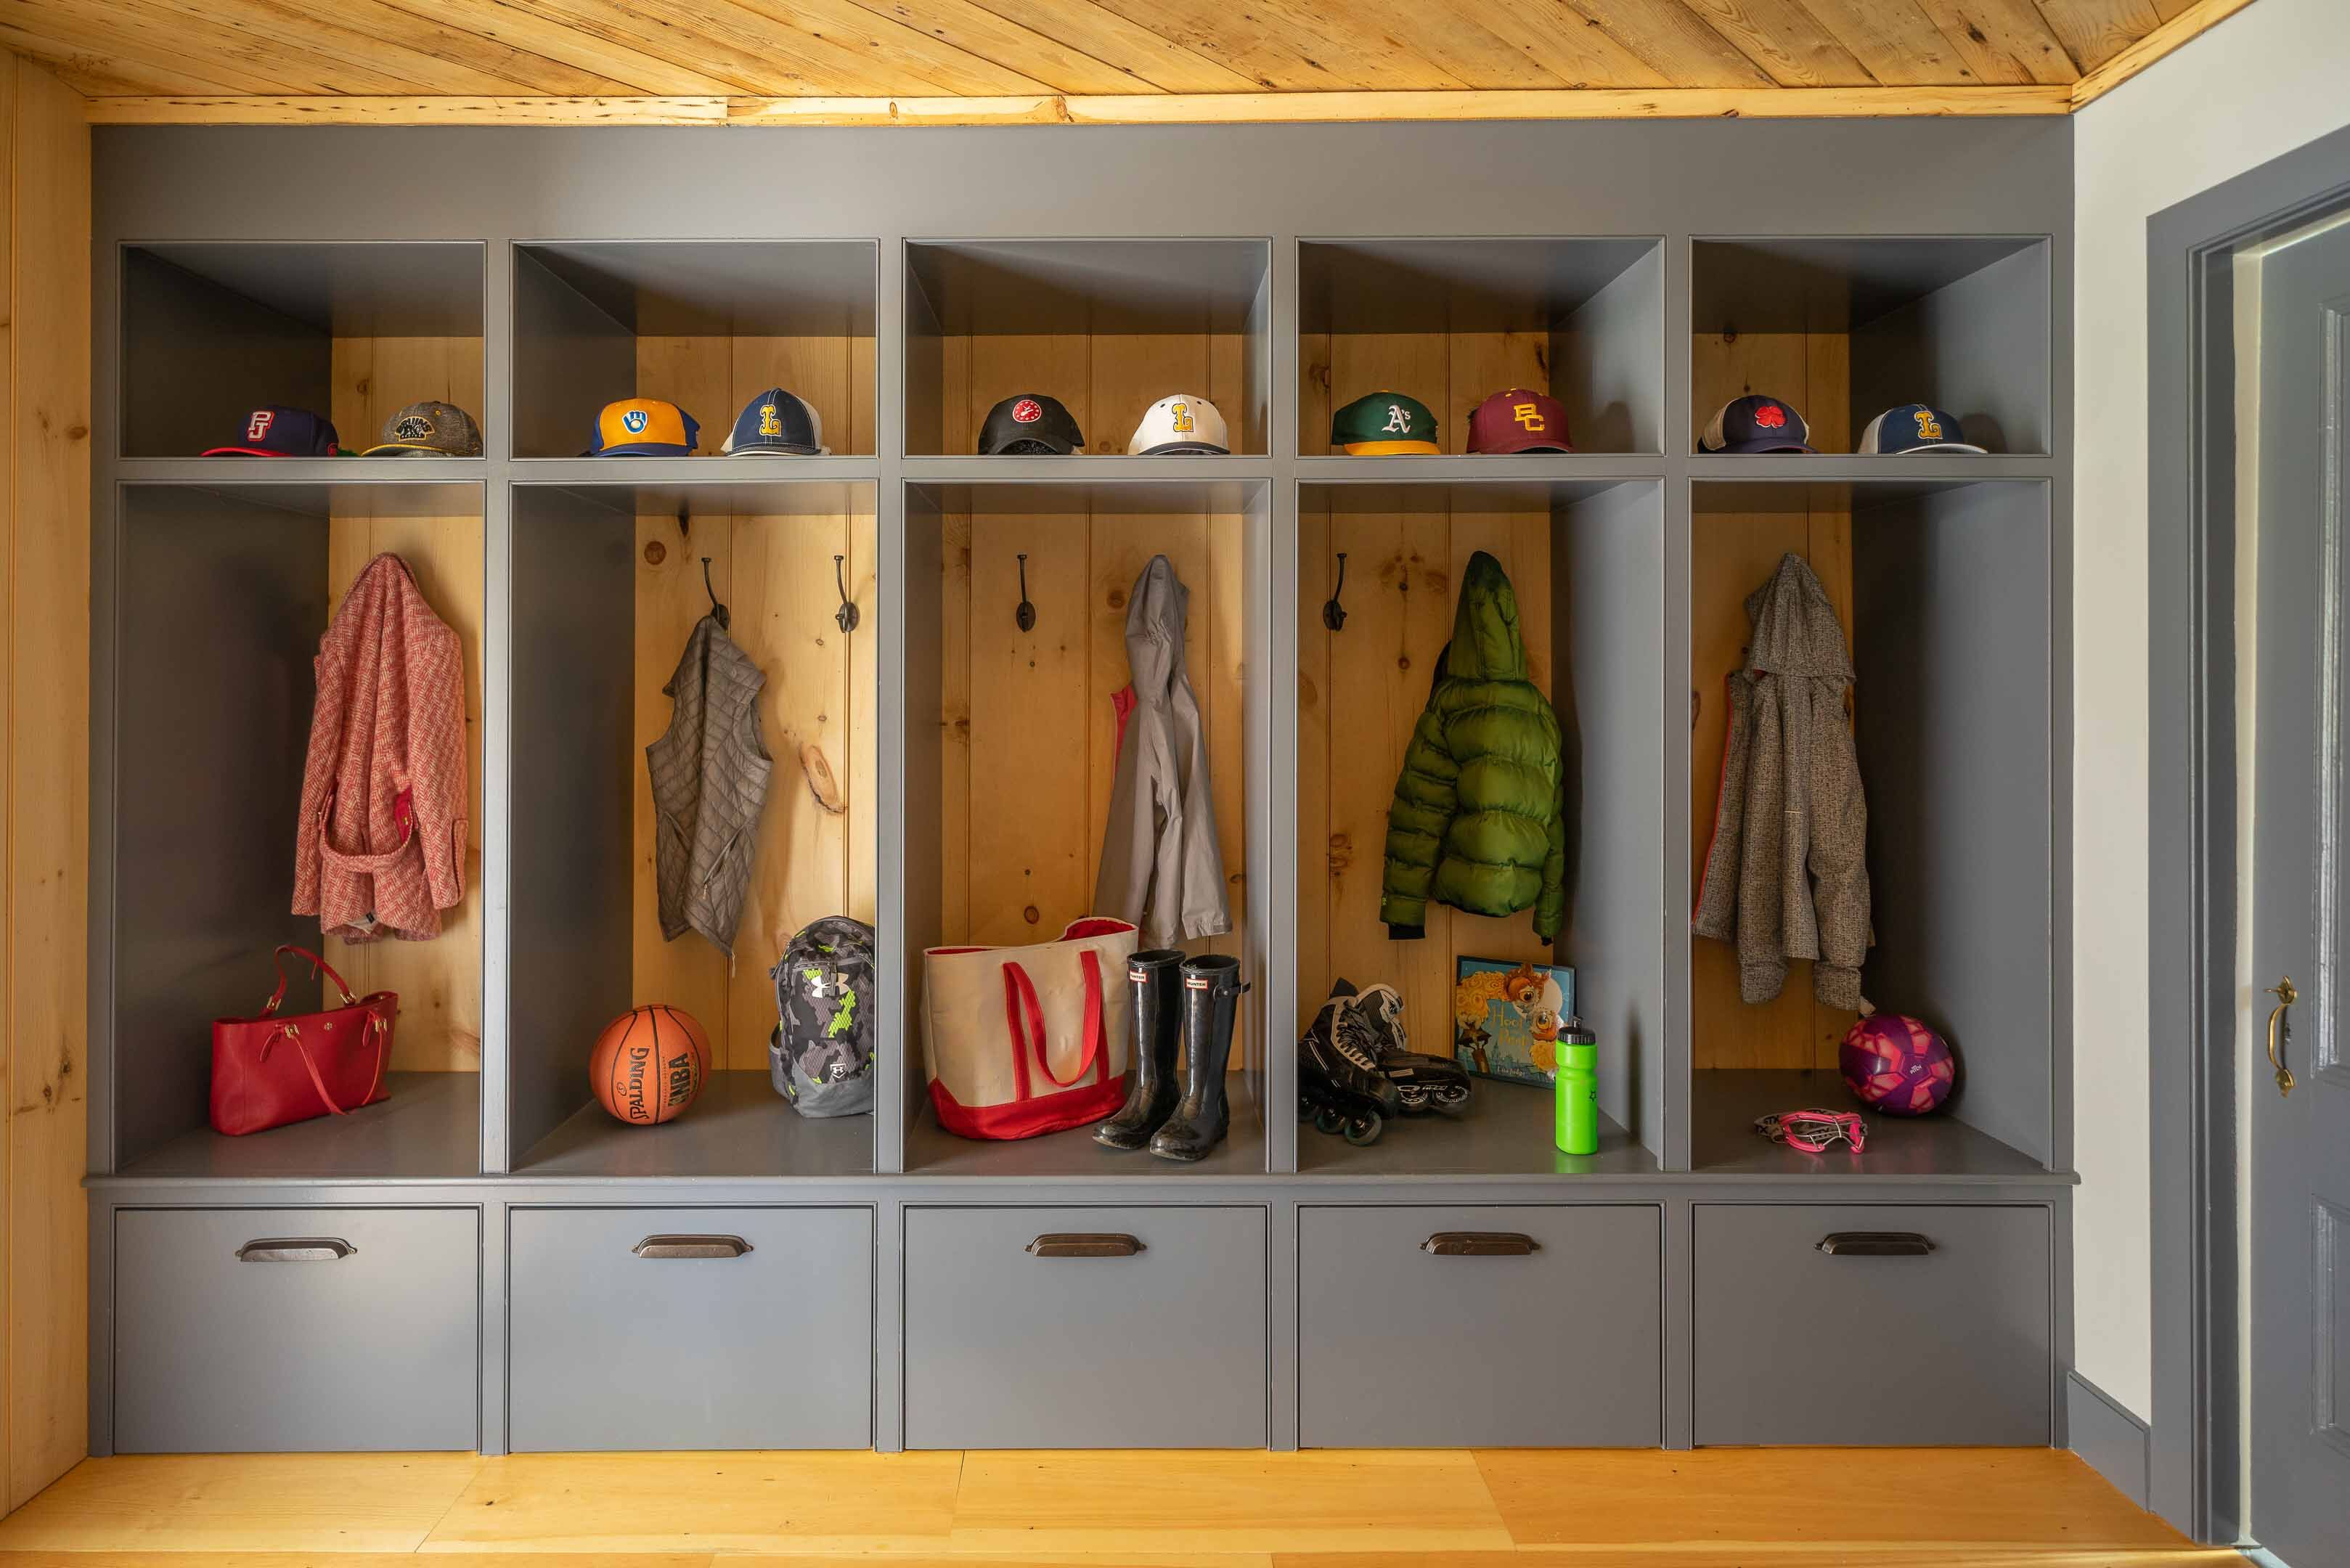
905;1206;1266;1448
1300;1204;1661;1447
1694;1204;2052;1445
507;1206;872;1450
114;1206;478;1452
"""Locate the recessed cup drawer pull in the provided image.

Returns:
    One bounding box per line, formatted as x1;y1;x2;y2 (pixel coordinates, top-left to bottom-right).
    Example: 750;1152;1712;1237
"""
632;1234;754;1259
1816;1231;1935;1257
1026;1233;1145;1258
234;1237;356;1262
1422;1231;1541;1257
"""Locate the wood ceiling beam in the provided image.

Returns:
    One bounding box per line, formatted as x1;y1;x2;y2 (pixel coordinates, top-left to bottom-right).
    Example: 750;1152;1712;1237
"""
2068;0;2259;107
81;84;2078;126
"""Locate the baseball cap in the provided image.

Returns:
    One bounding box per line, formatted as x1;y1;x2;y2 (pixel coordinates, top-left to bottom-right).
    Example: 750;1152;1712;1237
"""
1858;403;1986;455
362;400;481;457
587;398;698;457
1468;388;1573;454
979;393;1084;455
722;388;828;456
205;406;343;457
1333;391;1439;455
1127;394;1228;455
1699;395;1815;454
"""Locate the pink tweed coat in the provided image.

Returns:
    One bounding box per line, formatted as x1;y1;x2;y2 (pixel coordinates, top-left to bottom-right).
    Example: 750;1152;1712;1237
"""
293;552;468;942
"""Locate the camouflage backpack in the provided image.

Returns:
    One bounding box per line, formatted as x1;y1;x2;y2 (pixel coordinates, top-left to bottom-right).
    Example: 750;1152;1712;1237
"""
768;915;876;1118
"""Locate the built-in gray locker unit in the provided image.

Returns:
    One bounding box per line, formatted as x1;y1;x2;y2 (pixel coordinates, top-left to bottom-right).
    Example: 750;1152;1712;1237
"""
86;118;2074;1456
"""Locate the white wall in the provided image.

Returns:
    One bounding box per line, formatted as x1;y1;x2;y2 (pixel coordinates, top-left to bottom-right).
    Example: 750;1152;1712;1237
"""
2073;0;2350;1421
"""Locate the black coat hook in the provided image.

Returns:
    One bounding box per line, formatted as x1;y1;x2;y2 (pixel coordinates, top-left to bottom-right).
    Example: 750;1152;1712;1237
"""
1015;552;1036;632
1323;551;1350;632
701;555;729;631
833;554;860;634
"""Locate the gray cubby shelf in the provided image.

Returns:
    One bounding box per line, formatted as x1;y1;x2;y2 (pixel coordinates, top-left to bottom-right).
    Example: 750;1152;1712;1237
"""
1685;476;2057;1179
1296;1081;1660;1180
98;1071;483;1185
513;1071;876;1180
905;238;1273;458
1689;235;2052;458
120;240;486;460
1299;237;1666;458
512;238;879;461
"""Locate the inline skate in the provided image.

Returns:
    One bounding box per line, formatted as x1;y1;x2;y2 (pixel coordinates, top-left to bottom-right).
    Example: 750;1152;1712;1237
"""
1343;981;1474;1114
1297;981;1402;1146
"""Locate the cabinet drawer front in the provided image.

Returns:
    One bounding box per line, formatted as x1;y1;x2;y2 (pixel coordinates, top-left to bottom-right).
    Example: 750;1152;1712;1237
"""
1694;1204;2051;1445
1300;1204;1661;1447
508;1206;872;1451
115;1207;478;1453
905;1206;1266;1448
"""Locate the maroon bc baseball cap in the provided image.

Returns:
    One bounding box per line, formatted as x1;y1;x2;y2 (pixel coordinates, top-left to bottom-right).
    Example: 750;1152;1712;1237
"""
1467;388;1574;454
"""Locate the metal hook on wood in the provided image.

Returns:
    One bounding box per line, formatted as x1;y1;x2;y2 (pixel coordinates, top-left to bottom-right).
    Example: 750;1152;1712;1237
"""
833;555;860;634
1015;552;1036;632
1323;551;1350;632
700;555;729;631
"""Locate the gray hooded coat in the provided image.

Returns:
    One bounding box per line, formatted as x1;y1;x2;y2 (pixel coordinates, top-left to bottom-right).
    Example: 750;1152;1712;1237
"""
1692;552;1872;1010
1095;555;1231;947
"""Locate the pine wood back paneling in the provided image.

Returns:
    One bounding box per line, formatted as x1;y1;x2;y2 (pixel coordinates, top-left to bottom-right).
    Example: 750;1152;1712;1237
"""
629;502;878;1072
1689;327;1858;1073
327;333;487;1074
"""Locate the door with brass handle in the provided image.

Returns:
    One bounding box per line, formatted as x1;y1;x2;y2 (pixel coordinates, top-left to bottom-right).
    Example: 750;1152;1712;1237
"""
2266;975;2298;1098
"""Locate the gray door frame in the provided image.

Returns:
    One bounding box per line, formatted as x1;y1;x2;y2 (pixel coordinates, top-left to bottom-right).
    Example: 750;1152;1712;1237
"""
2147;118;2350;1545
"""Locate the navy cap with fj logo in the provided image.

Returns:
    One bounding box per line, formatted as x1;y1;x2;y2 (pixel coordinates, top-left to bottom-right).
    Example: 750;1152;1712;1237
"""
205;406;343;457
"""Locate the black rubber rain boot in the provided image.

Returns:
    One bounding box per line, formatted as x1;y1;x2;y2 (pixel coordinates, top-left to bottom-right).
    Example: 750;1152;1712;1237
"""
1094;948;1186;1149
1149;955;1242;1162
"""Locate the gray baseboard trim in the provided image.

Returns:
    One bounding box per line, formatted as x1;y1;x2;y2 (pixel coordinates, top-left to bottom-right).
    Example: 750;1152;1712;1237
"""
2067;1370;2152;1510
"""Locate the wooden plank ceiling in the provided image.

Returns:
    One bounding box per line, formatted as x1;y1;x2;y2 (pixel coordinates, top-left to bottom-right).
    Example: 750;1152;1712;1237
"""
1;0;2259;121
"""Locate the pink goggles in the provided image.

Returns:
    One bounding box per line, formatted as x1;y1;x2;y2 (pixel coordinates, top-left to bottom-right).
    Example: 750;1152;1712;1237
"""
1753;1108;1869;1153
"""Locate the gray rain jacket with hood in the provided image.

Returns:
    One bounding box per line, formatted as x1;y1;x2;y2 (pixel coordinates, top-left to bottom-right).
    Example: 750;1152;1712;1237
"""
1692;551;1872;1010
1094;554;1231;947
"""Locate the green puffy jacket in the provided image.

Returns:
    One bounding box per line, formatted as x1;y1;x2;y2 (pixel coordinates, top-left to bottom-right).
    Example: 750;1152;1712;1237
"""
1380;551;1567;941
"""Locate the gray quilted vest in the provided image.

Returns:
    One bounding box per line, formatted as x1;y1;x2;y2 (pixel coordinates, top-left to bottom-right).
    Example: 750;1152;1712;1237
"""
647;614;771;955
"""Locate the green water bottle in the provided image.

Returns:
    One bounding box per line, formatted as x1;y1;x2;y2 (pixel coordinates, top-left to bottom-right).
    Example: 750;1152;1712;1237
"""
1555;1018;1599;1156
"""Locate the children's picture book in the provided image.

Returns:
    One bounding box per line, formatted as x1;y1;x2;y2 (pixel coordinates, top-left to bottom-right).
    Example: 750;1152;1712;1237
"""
1453;957;1576;1086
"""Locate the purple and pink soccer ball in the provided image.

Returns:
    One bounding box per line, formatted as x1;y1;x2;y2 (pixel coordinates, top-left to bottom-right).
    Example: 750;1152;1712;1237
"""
1840;1013;1954;1116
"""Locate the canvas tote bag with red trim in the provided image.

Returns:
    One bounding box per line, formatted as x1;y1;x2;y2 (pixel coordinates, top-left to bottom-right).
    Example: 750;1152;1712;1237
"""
209;945;396;1136
921;917;1136;1140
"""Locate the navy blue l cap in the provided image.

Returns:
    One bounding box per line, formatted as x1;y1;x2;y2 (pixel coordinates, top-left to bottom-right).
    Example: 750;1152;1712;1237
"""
722;388;828;456
1698;394;1815;454
1857;404;1986;454
205;406;343;457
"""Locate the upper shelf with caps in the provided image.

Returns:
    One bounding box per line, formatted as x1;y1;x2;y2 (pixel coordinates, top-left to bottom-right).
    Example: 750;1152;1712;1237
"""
119;241;487;462
904;240;1273;460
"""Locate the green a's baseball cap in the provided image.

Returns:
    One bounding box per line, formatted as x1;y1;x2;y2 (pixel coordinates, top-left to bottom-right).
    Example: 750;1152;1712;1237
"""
1333;391;1439;455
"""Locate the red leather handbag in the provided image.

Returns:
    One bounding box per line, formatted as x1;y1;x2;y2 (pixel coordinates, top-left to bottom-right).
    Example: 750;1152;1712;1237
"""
209;945;396;1136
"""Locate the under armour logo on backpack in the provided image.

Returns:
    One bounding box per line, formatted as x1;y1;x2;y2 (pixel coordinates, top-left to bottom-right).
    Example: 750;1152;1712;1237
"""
1382;404;1412;433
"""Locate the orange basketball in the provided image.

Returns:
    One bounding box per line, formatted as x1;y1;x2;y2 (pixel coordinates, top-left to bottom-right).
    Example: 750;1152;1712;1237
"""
587;1005;709;1126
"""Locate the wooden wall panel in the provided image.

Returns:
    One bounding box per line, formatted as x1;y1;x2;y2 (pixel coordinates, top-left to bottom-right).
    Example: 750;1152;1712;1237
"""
938;507;1254;1065
4;51;88;1511
1295;503;1557;1057
637;332;873;457
327;335;486;1074
1689;327;1858;1073
629;505;877;1073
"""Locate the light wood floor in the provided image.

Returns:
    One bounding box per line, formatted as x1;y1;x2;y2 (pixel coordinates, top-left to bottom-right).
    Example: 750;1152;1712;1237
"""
0;1447;2224;1565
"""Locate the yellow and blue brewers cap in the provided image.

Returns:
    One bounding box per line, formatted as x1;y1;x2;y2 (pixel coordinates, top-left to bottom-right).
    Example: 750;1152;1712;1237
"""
587;397;698;457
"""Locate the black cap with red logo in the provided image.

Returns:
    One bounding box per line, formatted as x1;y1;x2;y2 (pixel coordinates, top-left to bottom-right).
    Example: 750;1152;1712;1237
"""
1698;394;1815;454
979;393;1085;455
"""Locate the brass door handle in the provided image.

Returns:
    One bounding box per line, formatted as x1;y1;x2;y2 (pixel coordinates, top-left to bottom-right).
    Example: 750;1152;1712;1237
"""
1422;1232;1540;1256
2267;976;2298;1098
632;1235;752;1259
